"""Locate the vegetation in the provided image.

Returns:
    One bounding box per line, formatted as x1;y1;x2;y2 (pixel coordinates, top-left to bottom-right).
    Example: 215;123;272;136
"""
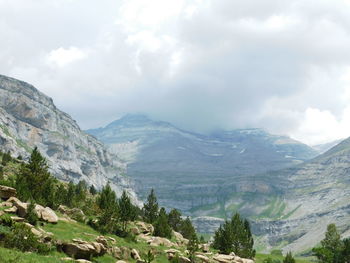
143;188;159;224
212;212;255;258
283;252;296;263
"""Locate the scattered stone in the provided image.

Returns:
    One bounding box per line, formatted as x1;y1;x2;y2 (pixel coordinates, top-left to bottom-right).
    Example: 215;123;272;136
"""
10;216;25;222
0;185;16;199
58;205;86;222
116;261;128;263
75;260;92;263
0;201;13;207
135;221;154;234
179;256;191;263
96;236;109;247
202;243;210;253
195;254;210;263
120;246;131;260
4;206;17;213
61;257;75;261
35;205;58;223
213;254;235;263
108;246;122;259
131;248;141;260
130;226;141;235
62;239;106;259
173;231;189;245
7;197;27;217
147;236;175;247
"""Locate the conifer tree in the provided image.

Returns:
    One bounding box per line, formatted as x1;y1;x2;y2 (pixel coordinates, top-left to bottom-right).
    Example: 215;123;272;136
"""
168;208;182;232
143;189;159;224
98;183;117;211
89;185;97;195
154;207;172;238
179;217;197;239
187;233;199;263
283;252;295;263
118;190;135;232
212;212;255;258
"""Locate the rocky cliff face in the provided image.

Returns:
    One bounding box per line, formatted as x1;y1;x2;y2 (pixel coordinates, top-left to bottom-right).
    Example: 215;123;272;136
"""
87;114;317;217
0;75;136;199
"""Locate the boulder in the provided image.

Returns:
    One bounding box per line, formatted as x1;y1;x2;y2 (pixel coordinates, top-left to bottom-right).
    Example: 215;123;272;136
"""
116;261;128;263
196;254;210;263
75;260;92;263
62;239;106;259
120;246;131;260
130;226;141;235
0;185;16;199
96;236;109;247
0;201;13;207
213;254;235;263
10;216;25;222
4;206;17;213
131;248;141;260
202;243;210;253
108;246;122;259
58;205;86;222
7;197;27;217
147;236;175;247
173;231;189;245
179;256;191;263
136;221;154;234
35;205;58;223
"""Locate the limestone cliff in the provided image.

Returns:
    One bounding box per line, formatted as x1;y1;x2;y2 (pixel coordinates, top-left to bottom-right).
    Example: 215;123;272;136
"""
0;75;136;200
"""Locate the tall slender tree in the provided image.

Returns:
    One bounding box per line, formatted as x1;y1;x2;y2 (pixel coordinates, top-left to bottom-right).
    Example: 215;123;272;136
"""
143;189;159;224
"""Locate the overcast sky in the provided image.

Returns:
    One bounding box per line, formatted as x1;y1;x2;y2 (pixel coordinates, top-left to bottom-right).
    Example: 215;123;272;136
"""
1;0;350;145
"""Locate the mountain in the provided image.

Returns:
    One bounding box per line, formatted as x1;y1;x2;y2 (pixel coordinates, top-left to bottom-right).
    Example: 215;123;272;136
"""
312;139;343;154
0;75;136;199
87;114;318;216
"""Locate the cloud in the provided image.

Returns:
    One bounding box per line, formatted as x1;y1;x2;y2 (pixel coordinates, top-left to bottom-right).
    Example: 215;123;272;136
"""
1;0;350;145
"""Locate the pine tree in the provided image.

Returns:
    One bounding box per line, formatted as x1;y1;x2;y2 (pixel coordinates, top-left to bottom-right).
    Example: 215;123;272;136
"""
179;217;196;239
283;252;295;263
143;189;159;224
118;190;135;233
187;233;199;263
212;212;255;258
168;208;182;232
25;201;38;226
312;224;343;263
89;185;97;195
154;207;172;238
98;183;117;211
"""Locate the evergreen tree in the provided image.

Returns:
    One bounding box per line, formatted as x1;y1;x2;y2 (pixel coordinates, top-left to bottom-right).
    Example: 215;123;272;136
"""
25;201;38;226
312;224;343;263
89;185;97;195
98;183;117;211
118;190;135;232
283;252;295;263
212;213;255;258
1;151;11;166
168;208;182;232
341;238;350;263
179;217;197;239
143;189;159;224
154;207;172;238
65;181;75;207
16;147;54;206
187;233;199;263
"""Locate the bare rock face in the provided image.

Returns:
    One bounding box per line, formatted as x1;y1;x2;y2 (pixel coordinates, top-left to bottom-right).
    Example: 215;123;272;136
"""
62;239;106;259
0;185;16;199
0;75;137;200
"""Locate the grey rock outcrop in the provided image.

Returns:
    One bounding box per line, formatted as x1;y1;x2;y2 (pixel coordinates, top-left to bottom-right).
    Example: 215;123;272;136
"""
0;75;136;200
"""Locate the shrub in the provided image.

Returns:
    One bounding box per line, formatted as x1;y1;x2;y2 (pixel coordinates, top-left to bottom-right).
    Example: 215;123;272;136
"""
25;201;38;226
0;214;13;227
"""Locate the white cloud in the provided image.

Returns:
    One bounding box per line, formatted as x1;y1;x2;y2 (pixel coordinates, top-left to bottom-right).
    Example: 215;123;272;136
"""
47;47;87;67
1;0;350;145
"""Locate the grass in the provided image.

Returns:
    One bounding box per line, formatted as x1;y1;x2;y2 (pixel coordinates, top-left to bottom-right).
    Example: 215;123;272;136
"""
255;253;314;263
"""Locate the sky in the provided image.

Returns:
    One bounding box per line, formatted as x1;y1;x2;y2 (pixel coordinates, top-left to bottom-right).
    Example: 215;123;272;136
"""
1;0;350;145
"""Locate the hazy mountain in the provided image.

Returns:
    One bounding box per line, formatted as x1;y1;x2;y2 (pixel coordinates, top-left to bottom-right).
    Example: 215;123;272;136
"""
0;75;136;199
87;114;318;214
312;139;343;154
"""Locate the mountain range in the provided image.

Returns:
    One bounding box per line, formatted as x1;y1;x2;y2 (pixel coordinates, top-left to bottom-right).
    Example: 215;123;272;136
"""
2;74;350;253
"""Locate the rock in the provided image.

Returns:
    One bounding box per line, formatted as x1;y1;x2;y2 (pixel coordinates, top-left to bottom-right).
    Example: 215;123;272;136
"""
108;246;122;259
4;206;17;213
136;221;154;234
107;236;116;243
173;231;189;245
234;256;243;263
120;246;131;260
202;243;210;253
10;216;25;222
147;236;175;247
131;248;141;260
35;205;58;223
58;205;86;222
61;257;75;262
96;236;109;247
0;185;16;199
0;201;13;207
213;254;235;263
165;249;181;254
75;260;92;263
196;254;210;263
7;197;27;217
136;260;145;263
130;226;141;235
179;256;191;263
62;239;106;259
116;261;128;263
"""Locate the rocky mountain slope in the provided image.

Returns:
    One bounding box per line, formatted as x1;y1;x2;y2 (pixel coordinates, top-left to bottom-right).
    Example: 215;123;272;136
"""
87;115;317;216
0;75;135;199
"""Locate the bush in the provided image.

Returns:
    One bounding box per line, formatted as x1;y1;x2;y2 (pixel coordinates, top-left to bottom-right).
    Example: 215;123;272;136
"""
0;214;13;227
25;201;38;226
4;223;52;254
